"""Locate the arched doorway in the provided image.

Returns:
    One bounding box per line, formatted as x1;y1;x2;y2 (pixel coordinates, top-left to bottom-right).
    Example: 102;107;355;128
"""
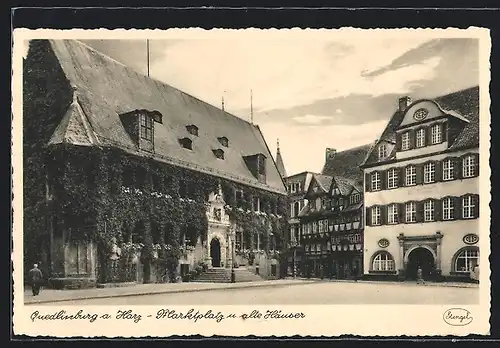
406;247;435;280
210;238;221;267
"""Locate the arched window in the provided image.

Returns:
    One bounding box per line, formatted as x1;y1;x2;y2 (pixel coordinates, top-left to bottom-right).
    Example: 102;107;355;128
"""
453;247;479;273
372;251;395;271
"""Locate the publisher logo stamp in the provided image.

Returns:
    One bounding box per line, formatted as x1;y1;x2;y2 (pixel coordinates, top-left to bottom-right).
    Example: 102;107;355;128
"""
443;308;473;326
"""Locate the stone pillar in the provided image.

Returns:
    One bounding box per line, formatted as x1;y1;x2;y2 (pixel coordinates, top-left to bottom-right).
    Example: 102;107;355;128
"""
397;233;405;270
436;232;443;271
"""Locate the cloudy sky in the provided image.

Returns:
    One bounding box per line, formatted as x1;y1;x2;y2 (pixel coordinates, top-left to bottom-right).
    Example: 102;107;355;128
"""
78;35;478;176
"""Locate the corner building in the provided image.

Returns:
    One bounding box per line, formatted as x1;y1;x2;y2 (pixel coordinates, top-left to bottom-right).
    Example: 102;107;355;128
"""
361;86;480;282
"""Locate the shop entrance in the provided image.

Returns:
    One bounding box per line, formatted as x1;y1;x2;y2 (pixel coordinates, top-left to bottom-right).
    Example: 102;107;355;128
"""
406;247;435;280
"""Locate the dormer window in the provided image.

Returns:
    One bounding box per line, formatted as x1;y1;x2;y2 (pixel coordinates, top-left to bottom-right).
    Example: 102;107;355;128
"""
257;154;266;175
179;137;193;150
186;125;199;137
217;136;229;147
378;144;388;160
212;148;225;160
243;153;267;183
140;113;154;141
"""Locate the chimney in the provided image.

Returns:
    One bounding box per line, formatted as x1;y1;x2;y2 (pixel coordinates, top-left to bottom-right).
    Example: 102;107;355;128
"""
398;96;412;112
326;148;337;162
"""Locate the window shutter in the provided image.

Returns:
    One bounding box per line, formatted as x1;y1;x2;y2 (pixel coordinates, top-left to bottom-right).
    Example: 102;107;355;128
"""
426;125;433;145
409;129;416;149
474;194;480;218
434;198;442;221
416;201;424;223
398;203;405;224
380;205;387;225
380;170;387;190
415;164;423;185
453;157;462;180
366;207;372;226
422;126;428;147
396;133;402;151
442;121;448;142
474;153;479;177
365;173;371;192
454;196;462;220
398;167;405;187
435;160;442;182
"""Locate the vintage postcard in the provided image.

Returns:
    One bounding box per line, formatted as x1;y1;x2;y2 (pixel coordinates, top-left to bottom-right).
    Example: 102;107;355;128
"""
12;27;491;337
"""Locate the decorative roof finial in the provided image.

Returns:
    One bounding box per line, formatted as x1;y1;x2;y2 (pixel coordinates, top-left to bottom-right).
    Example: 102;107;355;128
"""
222;96;225;112
71;84;78;103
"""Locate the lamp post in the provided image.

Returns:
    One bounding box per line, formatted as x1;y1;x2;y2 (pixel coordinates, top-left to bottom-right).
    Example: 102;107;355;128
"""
230;227;235;283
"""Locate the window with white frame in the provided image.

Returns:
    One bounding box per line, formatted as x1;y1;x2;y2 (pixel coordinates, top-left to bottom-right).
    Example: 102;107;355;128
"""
431;124;442;144
372;252;395;271
378;144;388;159
387;204;398;224
443;197;455;220
387;168;398;189
401;132;410;150
416;128;426;147
462;195;476;219
424;200;435;222
462;155;476;178
405;202;416;223
371;206;381;225
371;172;381;191
350;193;361;205
424;162;436;183
405;166;416;186
454;248;479;272
443;159;454;180
140;113;154;141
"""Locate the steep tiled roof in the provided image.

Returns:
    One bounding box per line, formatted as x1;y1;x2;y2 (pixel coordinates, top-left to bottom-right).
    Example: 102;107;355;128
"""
42;39;286;195
312;174;333;193
321;144;372;180
334;176;357;196
362;86;479;167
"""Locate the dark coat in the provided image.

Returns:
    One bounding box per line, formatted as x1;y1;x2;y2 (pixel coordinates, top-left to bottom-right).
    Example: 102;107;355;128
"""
29;268;43;283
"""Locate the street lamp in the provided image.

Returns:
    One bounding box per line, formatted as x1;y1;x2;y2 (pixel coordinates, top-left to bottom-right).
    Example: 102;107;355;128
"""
230;227;236;283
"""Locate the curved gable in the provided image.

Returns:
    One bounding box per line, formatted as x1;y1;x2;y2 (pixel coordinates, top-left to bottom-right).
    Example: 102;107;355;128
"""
399;100;446;128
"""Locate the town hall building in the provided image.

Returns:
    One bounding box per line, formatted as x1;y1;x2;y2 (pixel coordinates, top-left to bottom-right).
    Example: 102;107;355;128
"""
23;39;288;288
361;86;480;282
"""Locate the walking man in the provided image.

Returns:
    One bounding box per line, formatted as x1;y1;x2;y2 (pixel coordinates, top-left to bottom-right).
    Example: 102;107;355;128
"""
29;263;43;296
416;266;425;285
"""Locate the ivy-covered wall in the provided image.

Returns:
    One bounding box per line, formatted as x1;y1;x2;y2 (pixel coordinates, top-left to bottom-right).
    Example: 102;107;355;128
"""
23;39;74;279
29;143;288;282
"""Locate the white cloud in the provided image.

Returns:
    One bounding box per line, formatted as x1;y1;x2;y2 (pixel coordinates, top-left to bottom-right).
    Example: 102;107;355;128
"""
150;37;435;115
292;114;331;125
262;119;387;176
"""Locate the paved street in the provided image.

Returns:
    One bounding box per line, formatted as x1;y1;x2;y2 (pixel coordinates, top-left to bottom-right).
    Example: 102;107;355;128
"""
32;281;478;306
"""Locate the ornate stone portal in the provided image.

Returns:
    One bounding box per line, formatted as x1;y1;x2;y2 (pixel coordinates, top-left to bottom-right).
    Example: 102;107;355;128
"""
205;184;234;268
